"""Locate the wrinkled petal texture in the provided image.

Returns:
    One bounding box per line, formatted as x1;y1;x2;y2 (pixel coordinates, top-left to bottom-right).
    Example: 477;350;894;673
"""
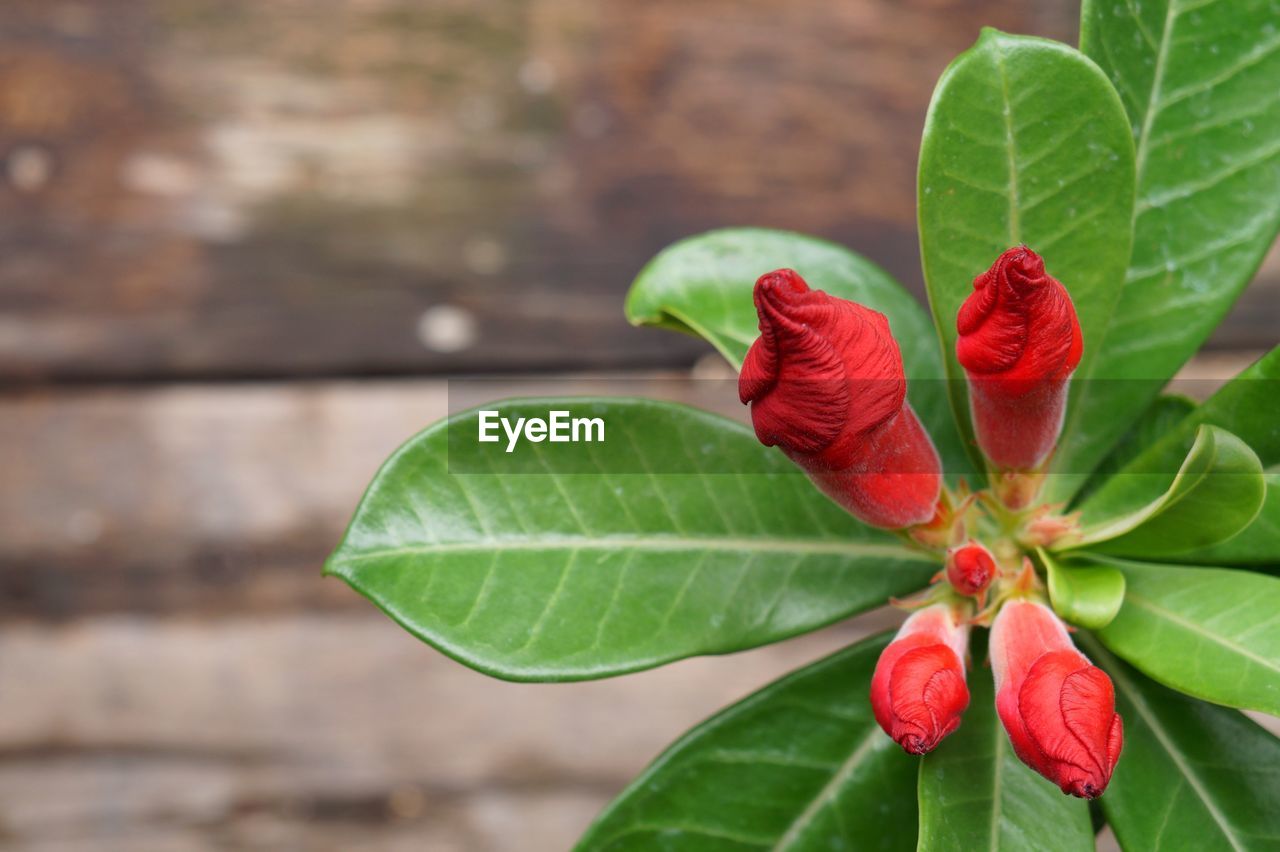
956;247;1081;387
955;247;1083;470
740;269;941;527
991;601;1123;798
871;605;970;754
741;268;905;464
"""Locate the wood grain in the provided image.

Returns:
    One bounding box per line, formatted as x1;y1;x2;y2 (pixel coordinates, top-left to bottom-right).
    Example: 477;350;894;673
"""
0;373;749;618
0;358;1258;620
0;611;895;851
1;0;1275;843
0;0;1183;383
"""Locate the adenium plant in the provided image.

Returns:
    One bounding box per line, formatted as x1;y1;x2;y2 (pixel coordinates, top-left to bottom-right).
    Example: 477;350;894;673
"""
327;4;1280;850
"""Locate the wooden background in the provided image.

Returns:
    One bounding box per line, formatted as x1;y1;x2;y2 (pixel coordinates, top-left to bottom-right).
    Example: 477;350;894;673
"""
1;0;1275;849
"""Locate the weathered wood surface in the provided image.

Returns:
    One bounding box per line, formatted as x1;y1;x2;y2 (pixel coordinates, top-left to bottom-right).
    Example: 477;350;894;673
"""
0;358;1266;850
2;0;1276;844
2;358;1259;620
0;371;750;619
0;355;1256;619
0;611;898;851
21;0;1278;383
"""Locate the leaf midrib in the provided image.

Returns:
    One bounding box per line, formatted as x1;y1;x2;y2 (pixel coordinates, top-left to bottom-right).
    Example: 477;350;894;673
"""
331;536;938;565
1122;591;1280;677
988;723;1005;852
772;727;885;850
1132;0;1178;187
1092;641;1248;852
993;36;1023;244
1052;0;1177;490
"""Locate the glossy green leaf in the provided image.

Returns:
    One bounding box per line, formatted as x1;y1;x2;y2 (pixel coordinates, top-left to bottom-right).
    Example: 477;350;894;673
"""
1074;394;1196;505
627;228;926;372
1041;548;1125;630
1051;1;1280;500
1090;346;1280;488
325;398;938;682
918;654;1093;851
1082;636;1280;851
1169;473;1280;566
577;633;918;851
1095;557;1280;714
1073;349;1280;559
625;227;968;474
1071;425;1265;558
918;29;1135;466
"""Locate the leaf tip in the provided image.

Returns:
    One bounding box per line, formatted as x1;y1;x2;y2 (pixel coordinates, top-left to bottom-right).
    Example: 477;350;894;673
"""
320;550;349;579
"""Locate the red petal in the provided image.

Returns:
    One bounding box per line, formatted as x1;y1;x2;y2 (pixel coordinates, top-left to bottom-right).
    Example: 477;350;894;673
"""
954;246;1081;469
956;246;1080;387
1018;650;1120;798
886;644;969;754
738;268;940;527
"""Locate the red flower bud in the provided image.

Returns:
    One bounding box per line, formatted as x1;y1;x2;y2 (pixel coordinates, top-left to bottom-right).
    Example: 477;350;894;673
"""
990;600;1123;798
871;603;970;754
740;269;941;528
956;247;1082;470
946;541;996;597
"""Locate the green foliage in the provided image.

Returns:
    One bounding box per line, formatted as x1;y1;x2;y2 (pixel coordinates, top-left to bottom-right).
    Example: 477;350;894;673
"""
626;228;928;374
326;399;936;681
1089;346;1280;485
918;663;1093;850
1085;637;1280;851
1072;425;1265;557
577;633;919;851
1097;559;1280;715
327;8;1280;851
625;227;968;473
918;29;1135;468
1170;473;1280;566
1061;0;1280;501
1041;548;1125;630
1074;394;1196;504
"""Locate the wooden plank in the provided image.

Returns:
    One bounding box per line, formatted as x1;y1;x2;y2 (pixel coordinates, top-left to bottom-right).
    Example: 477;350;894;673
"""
0;614;1265;849
0;373;748;618
0;0;1146;382
0;357;1257;620
0;611;897;851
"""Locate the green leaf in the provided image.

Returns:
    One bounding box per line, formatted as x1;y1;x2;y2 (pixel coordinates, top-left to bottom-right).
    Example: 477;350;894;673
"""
1089;346;1280;487
918;29;1136;467
625;227;968;474
918;652;1093;851
1074;394;1197;505
1053;1;1280;500
1041;548;1125;630
1073;349;1280;561
325;398;938;682
1071;425;1265;558
577;633;918;851
1082;636;1280;852
1168;473;1280;566
1094;557;1280;714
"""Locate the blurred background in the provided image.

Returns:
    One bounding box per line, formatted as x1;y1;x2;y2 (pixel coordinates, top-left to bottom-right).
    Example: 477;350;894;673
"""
1;1;1275;849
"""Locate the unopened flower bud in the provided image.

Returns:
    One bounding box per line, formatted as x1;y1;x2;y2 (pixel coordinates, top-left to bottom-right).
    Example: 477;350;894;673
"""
740;269;941;528
947;542;996;597
870;603;970;754
990;599;1123;798
957;247;1082;471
